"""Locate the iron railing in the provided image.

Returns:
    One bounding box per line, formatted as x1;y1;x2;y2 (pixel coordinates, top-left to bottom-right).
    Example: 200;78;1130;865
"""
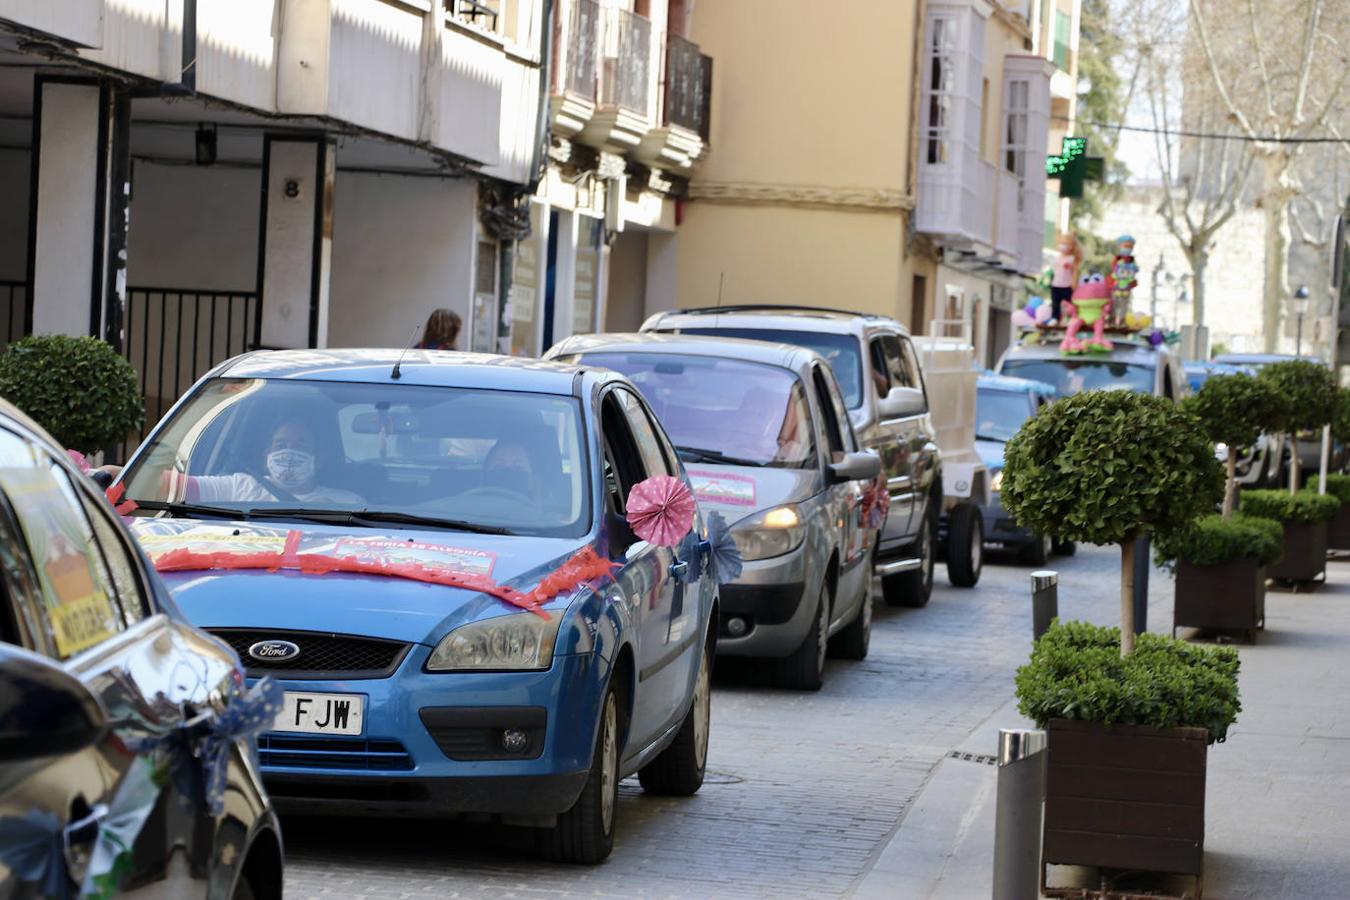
600;7;650;116
449;0;499;31
120;286;259;457
664;34;711;139
0;281;27;350
557;0;600;100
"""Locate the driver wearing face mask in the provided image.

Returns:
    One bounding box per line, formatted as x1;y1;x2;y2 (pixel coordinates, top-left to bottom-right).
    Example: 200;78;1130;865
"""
479;439;538;502
169;422;364;505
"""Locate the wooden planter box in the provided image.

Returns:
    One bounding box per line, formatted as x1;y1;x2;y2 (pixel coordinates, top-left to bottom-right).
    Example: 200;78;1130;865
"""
1173;559;1265;642
1328;503;1350;551
1043;719;1208;895
1268;521;1327;583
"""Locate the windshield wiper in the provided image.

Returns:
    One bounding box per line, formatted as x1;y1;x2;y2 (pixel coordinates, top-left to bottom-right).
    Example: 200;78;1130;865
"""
975;433;1010;443
132;500;250;520
249;508;512;535
676;446;767;467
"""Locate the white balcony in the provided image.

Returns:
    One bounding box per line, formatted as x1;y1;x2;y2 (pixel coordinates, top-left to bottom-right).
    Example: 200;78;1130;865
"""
0;0;104;48
577;6;655;153
918;155;994;251
994;168;1019;259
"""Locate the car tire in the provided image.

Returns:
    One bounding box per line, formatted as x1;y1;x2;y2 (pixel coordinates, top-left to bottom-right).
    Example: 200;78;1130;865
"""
232;878;256;900
638;638;712;796
777;581;830;690
1051;537;1076;557
883;512;934;608
1020;533;1051;566
538;685;620;865
946;505;983;587
828;560;872;661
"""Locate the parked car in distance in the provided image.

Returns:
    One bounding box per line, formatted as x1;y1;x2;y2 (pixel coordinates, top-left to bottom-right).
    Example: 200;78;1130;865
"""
114;350;719;865
1183;359;1251;393
996;336;1188;403
974;373;1065;564
1182;359;1277;488
547;333;882;690
0;399;282;900
642;305;982;608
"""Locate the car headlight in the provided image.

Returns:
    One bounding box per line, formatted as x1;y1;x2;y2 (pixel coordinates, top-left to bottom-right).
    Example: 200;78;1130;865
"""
426;611;564;672
731;504;806;562
990;469;1004;492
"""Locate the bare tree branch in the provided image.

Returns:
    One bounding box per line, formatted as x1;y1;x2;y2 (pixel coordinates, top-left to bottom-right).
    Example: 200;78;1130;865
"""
1292;0;1325;126
1247;0;1277;124
1188;0;1262;140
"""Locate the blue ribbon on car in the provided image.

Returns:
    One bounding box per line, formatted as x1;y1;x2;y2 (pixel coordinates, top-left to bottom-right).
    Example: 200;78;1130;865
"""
0;810;71;899
705;512;743;585
129;676;284;816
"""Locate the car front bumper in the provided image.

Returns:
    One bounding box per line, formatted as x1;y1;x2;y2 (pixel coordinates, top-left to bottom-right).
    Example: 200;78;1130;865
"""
980;491;1036;546
715;540;816;658
253;647;601;819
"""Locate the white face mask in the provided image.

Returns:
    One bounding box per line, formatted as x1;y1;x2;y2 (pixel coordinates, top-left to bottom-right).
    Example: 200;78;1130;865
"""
267;449;316;490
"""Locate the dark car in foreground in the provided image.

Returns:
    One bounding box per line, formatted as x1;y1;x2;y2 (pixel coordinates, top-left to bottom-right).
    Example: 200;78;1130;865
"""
0;400;282;899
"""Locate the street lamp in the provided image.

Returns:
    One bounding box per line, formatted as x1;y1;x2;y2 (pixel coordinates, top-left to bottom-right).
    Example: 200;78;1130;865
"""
1291;285;1311;356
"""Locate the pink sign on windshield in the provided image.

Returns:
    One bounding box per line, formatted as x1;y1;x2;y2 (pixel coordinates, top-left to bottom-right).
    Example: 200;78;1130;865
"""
688;470;757;507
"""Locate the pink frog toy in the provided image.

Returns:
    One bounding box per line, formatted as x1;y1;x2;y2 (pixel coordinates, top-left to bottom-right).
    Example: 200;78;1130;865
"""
1060;274;1112;354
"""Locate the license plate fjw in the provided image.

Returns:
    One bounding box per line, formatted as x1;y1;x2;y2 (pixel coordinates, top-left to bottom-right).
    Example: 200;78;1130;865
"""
273;691;365;736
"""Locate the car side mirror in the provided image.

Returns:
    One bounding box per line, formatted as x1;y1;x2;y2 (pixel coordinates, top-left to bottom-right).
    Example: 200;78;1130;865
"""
877;386;925;420
829;451;882;485
0;643;107;763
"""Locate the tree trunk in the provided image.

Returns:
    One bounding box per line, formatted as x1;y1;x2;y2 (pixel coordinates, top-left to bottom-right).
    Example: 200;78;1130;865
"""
1192;248;1208;328
1223;451;1237;518
1259;156;1295;353
1289;434;1301;495
1120;540;1136;657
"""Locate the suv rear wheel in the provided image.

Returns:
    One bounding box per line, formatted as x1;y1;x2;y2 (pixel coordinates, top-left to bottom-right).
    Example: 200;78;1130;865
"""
946;504;983;587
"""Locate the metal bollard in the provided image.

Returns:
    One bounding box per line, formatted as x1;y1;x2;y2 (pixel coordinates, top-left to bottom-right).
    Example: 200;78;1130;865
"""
992;728;1048;900
1030;570;1057;640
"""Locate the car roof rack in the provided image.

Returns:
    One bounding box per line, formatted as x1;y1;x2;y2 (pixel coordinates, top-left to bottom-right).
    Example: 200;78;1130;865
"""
666;304;886;319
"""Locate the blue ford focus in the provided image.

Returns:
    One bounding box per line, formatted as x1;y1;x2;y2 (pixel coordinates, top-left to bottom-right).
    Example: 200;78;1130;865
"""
113;349;719;864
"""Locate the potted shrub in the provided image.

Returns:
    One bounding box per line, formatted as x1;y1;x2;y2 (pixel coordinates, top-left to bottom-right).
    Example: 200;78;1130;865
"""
1017;621;1240;893
1320;473;1350;550
0;335;143;456
1003;390;1226;891
1002;390;1222;655
1155;514;1282;642
1240;489;1340;583
1181;372;1278;517
1256;359;1336;494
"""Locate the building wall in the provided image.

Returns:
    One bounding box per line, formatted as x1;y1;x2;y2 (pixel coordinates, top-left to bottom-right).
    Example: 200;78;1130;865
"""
605;230;649;333
1096;187;1269;352
676;0;921;321
327;172;477;349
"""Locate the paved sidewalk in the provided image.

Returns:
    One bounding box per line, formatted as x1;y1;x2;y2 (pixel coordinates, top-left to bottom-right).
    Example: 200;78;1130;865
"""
853;553;1350;899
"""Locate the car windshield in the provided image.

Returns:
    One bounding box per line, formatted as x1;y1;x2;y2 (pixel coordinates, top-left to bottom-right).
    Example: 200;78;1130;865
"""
1000;359;1154;396
676;327;864;409
976;389;1032;443
121;378;592;538
577;353;817;468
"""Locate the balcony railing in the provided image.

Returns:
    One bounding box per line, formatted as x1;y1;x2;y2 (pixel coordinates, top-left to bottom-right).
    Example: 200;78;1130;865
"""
556;0;600;101
664;34;712;140
599;8;651;117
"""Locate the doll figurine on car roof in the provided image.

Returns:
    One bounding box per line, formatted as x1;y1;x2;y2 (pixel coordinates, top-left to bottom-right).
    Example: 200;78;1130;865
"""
1107;234;1138;326
1059;273;1113;355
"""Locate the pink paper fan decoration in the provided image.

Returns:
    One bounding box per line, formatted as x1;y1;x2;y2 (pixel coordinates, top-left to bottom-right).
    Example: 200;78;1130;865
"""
66;449;90;473
626;476;695;547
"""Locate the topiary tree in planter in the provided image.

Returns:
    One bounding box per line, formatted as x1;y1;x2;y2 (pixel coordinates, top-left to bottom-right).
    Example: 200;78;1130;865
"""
1257;359;1336;495
0;335;144;454
1181;373;1279;517
1002;390;1223;655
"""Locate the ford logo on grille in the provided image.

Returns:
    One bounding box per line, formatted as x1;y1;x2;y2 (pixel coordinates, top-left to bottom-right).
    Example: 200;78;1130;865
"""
248;639;301;663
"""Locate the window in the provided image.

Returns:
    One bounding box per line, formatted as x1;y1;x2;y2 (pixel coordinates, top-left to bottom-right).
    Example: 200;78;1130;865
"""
0;430;128;659
925;17;956;164
980;78;991;162
868;339;892;397
615;388;673;477
1004;79;1030;195
1053;9;1071;71
677;327;865;410
879;335;916;391
898;339;929;407
78;492;149;627
811;367;845;462
601;393;647;507
0;494;43;652
449;0;500;32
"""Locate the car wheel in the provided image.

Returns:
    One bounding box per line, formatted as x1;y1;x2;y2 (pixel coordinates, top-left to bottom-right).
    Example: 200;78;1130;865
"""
828;558;872;661
777;581;830;690
539;685;620;864
638;638;712;796
883;512;934;608
1020;532;1051;566
946;505;983;587
1051;537;1076;557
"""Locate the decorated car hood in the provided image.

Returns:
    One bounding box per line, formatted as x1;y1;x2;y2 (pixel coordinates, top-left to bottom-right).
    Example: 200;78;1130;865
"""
683;465;818;524
128;518;603;645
